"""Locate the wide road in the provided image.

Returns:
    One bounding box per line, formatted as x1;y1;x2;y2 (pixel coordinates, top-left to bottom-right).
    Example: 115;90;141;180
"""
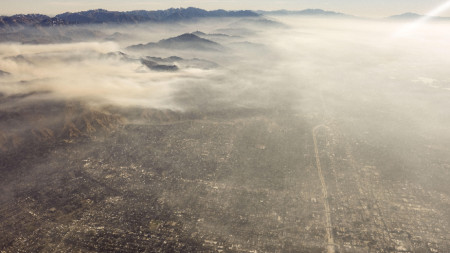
312;124;336;253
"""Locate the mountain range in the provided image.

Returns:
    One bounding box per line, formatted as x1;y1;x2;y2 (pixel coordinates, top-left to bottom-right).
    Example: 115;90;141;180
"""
5;7;449;31
258;9;450;21
0;7;356;31
0;8;258;30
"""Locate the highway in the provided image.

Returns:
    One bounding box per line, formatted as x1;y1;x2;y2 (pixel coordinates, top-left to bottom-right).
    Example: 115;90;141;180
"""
312;124;336;253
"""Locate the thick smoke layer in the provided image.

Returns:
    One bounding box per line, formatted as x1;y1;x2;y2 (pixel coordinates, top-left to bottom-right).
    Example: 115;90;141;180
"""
0;42;199;109
1;16;450;183
1;15;450;253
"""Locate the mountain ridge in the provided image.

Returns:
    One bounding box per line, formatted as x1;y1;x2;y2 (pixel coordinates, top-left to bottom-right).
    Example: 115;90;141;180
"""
127;33;224;52
387;12;450;20
257;9;349;17
0;7;259;30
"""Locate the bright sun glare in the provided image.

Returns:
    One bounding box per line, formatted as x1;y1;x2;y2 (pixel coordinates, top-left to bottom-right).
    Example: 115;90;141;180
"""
394;0;450;37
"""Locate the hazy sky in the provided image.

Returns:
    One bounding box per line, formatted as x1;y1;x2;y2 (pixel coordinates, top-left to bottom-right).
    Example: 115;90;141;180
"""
2;0;450;18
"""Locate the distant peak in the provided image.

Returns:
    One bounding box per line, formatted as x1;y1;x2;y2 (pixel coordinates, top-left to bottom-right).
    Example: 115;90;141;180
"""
192;31;206;36
176;33;200;39
388;12;423;19
403;12;420;15
90;9;109;12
